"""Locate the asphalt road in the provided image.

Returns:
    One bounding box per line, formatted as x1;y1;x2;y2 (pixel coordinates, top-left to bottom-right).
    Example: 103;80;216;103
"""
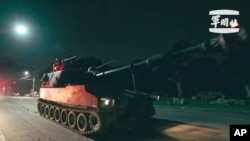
1;96;249;141
154;105;250;131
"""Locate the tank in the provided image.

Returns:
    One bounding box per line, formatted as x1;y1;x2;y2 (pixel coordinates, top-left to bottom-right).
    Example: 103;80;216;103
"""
37;32;243;135
38;57;161;134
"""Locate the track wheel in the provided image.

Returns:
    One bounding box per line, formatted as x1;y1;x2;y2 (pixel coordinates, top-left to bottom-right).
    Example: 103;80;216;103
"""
89;112;101;132
54;108;61;122
37;103;41;114
60;109;68;125
49;107;55;120
77;113;87;133
68;111;76;129
45;105;50;118
39;104;45;116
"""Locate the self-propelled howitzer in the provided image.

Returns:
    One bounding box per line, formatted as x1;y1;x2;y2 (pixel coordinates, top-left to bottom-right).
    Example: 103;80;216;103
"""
37;33;238;135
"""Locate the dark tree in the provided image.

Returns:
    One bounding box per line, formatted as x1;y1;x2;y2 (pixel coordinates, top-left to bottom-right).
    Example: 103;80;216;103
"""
182;57;223;98
220;44;250;99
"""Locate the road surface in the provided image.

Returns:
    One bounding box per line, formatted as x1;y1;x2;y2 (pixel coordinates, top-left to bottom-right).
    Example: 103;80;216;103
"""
1;96;249;141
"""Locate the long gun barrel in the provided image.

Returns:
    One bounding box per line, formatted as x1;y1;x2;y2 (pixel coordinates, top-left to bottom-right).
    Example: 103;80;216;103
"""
95;36;223;77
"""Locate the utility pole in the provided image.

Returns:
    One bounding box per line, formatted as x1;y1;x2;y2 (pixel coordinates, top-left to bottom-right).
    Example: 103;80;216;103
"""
32;76;35;95
24;71;36;96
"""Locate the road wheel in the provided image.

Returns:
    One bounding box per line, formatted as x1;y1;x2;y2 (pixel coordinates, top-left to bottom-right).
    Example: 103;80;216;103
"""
49;107;55;120
68;111;76;129
39;104;45;116
60;109;68;125
54;108;61;122
45;105;50;118
77;113;87;133
89;112;101;132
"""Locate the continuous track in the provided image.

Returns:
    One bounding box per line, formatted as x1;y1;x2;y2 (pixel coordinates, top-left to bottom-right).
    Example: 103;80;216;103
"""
37;99;101;135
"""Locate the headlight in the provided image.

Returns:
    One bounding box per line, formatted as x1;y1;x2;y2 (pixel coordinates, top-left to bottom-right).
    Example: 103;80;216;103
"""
150;95;160;101
100;97;115;107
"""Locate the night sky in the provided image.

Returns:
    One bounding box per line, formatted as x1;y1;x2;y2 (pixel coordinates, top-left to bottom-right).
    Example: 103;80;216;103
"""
0;0;249;72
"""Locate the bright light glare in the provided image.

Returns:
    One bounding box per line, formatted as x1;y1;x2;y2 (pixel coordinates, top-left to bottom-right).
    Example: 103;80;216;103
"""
24;71;29;75
15;25;28;35
104;99;110;105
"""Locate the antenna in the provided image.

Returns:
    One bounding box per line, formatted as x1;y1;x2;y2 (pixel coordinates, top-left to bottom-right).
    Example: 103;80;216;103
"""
95;60;115;70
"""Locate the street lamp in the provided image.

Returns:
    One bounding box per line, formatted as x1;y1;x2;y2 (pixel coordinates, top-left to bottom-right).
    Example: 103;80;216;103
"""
24;71;35;95
14;24;29;36
15;25;28;35
24;71;29;75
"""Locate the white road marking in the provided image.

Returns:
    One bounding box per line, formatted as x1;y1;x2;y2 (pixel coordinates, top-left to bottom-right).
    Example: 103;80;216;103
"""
0;131;6;141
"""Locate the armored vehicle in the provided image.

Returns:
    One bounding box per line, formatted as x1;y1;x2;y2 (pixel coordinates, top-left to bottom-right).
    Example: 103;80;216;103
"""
38;55;161;135
37;32;243;135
